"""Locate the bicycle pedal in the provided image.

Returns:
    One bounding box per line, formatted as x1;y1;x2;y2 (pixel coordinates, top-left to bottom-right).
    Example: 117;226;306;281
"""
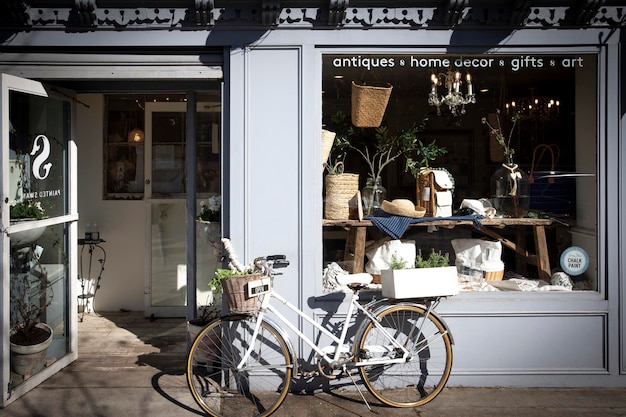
299;370;319;378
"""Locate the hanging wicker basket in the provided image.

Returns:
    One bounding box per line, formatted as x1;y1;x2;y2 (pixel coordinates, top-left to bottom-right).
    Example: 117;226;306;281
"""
222;273;262;314
324;173;360;220
351;81;393;127
321;129;336;170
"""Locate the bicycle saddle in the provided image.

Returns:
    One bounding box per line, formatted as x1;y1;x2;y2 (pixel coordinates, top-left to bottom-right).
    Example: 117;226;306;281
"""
336;272;373;287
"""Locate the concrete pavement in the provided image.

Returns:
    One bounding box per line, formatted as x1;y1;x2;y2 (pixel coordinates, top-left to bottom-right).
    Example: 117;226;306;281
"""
3;311;626;417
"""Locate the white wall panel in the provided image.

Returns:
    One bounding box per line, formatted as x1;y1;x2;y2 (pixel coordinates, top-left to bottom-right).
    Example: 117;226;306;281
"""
245;48;301;262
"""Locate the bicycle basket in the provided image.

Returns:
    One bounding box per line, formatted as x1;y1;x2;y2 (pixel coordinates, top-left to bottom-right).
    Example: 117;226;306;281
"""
222;273;262;314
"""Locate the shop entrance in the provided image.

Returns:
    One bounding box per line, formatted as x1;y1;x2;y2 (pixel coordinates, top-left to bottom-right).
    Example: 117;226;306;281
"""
87;88;223;318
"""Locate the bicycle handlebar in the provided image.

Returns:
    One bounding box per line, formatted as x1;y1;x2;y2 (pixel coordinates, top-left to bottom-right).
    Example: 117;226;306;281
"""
253;255;290;277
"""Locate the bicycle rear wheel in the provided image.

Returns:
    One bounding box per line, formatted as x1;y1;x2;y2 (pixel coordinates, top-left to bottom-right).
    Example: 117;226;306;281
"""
357;304;453;407
187;316;293;417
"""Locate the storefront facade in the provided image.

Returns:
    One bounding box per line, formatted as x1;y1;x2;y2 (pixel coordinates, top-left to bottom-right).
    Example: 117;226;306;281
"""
1;0;626;405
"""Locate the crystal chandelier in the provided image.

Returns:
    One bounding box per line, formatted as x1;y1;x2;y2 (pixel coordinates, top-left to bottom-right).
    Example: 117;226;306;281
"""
428;69;476;116
505;88;560;122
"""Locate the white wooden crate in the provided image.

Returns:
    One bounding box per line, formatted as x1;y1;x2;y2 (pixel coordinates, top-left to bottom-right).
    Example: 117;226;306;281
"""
381;266;459;298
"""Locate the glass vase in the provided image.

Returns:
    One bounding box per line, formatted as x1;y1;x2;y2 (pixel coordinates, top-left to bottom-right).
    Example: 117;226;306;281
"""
490;156;530;218
361;176;387;216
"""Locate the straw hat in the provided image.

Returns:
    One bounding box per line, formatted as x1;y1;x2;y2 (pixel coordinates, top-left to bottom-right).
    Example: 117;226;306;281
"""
381;199;426;218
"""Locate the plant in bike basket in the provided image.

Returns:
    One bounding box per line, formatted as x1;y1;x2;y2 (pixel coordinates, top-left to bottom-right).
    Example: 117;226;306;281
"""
209;268;252;293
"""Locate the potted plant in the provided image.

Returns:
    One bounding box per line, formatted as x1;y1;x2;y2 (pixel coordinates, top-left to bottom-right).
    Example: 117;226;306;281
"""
330;112;437;215
188;239;256;341
403;137;448;179
9;198;48;247
9;244;54;378
381;249;458;299
10;199;45;220
196;195;221;255
323;117;360;220
482;110;530;218
402;126;450;216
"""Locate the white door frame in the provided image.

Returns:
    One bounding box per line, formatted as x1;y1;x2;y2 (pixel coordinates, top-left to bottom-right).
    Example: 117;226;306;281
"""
0;73;79;406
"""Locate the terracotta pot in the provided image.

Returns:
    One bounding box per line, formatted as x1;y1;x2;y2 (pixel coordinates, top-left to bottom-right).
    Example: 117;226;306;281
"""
10;323;53;378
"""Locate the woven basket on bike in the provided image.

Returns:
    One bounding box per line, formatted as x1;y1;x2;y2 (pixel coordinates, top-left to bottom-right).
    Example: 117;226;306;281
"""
222;273;261;314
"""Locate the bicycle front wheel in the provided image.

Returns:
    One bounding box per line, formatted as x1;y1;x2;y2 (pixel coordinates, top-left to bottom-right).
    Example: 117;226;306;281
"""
357;304;453;407
187;316;293;417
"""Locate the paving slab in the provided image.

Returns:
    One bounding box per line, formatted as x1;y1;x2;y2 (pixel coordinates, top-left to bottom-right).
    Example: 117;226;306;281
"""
2;312;626;417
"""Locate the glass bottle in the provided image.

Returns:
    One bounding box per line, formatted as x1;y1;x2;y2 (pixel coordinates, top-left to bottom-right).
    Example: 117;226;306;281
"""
490;155;530;218
361;176;387;216
85;222;92;241
92;222;99;241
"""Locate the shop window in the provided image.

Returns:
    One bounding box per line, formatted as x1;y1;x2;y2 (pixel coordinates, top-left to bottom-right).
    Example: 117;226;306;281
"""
322;53;597;293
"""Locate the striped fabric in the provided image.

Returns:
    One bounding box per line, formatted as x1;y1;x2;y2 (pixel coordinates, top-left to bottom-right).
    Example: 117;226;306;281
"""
366;211;484;239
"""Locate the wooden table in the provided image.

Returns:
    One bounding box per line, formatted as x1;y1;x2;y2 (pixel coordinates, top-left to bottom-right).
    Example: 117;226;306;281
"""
323;217;553;281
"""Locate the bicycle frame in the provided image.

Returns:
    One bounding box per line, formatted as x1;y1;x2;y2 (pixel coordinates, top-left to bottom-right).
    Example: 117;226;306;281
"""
235;284;416;372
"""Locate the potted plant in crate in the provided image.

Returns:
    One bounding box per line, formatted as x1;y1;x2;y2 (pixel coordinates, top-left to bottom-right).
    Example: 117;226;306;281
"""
9;244;55;378
381;249;458;299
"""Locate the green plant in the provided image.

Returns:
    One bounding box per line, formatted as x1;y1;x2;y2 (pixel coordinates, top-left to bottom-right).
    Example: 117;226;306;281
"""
415;249;450;268
390;253;409;270
329;111;434;181
482;110;522;159
209;268;251;293
10;247;53;345
198;195;221;222
404;138;448;177
10;199;45;220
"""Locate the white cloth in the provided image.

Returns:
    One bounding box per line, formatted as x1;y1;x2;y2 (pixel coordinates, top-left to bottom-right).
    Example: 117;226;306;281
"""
365;239;416;274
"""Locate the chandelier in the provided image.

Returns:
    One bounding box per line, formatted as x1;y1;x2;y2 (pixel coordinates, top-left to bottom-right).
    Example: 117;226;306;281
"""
505;88;560;122
428;69;476;116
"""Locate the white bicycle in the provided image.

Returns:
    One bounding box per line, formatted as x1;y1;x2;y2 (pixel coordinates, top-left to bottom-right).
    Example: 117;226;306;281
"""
187;255;454;417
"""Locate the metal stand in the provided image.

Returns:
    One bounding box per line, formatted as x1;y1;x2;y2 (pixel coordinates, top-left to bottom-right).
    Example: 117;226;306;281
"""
78;238;106;322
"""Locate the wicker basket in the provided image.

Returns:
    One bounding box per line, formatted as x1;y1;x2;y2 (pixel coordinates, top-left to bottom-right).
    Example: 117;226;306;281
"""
222;273;262;314
322;129;336;168
351;81;393;127
324;173;360;220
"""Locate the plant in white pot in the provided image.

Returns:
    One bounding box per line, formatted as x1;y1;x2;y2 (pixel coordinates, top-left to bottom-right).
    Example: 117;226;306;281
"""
9;198;48;247
196;195;221;256
9;244;55;378
381;249;458;299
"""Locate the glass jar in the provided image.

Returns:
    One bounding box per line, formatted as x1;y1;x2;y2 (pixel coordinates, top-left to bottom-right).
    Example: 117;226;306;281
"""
490;156;530;218
361;176;387;216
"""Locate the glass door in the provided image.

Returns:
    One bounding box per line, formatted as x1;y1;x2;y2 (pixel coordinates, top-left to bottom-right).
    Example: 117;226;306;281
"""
144;100;220;317
1;74;78;406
